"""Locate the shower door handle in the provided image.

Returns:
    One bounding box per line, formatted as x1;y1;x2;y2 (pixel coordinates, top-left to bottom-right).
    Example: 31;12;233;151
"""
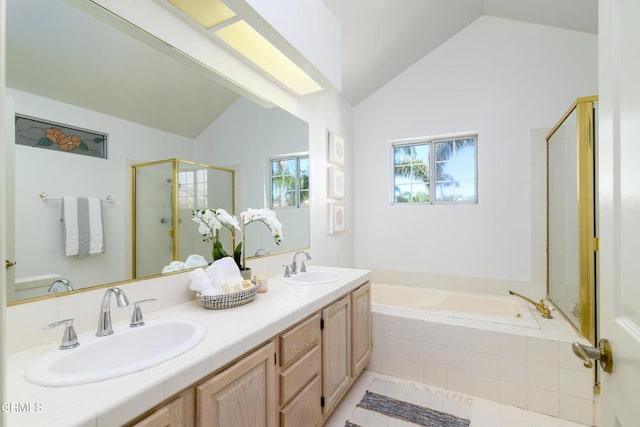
572;339;613;373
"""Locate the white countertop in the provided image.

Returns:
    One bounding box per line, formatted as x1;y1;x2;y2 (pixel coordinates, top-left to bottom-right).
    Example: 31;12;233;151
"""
5;266;370;427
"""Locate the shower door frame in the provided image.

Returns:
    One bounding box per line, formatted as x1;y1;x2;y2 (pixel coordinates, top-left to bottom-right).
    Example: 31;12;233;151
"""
545;95;598;345
131;158;236;278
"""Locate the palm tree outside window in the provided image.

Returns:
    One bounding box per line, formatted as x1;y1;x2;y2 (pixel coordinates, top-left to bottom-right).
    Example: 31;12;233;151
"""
392;135;477;204
271;155;309;208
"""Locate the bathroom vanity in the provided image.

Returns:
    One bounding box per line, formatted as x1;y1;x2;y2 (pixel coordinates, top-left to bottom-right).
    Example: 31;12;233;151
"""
5;267;371;427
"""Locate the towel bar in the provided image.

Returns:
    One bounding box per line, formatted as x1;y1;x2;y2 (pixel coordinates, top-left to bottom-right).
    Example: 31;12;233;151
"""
39;192;113;202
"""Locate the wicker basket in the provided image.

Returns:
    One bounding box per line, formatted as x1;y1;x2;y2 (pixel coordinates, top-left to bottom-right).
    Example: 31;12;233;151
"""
196;283;258;310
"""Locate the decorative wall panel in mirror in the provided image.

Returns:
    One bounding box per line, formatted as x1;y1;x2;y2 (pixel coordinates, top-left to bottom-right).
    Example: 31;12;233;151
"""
6;0;310;304
546;95;597;344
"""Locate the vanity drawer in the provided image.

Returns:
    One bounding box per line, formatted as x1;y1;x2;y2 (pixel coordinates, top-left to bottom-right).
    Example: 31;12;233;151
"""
279;313;320;367
280;344;321;405
280;375;322;427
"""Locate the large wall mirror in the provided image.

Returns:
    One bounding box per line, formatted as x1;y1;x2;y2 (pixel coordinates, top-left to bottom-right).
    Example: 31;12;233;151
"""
5;0;310;304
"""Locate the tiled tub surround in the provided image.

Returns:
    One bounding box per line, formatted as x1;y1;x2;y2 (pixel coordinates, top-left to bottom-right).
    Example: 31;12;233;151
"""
5;266;370;427
368;282;595;426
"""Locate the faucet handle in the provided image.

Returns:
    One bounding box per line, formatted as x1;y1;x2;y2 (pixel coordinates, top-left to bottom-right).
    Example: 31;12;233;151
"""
43;318;79;350
130;299;157;328
282;264;291;278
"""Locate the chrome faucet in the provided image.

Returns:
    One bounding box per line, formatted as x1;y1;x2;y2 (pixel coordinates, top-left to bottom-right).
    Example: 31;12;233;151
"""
48;279;74;294
43;318;79;350
254;248;270;257
508;290;553;319
291;251;311;275
96;287;130;337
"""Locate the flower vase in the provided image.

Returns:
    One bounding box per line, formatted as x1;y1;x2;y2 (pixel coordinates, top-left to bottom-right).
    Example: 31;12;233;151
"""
240;268;252;280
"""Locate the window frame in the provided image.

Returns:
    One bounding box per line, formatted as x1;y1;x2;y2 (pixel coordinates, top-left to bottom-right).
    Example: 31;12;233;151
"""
389;133;478;205
269;153;310;209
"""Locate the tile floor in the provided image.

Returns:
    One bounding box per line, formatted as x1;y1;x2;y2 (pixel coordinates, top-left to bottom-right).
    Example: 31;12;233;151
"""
324;370;591;427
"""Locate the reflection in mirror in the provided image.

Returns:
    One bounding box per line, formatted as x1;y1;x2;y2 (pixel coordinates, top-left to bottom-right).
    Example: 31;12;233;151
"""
547;108;579;330
6;0;310;304
133;159;235;278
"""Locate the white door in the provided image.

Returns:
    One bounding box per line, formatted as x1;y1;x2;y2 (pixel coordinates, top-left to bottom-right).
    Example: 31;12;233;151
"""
598;0;640;425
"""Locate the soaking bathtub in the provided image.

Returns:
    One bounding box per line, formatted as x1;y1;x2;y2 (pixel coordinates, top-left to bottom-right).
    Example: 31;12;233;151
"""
368;282;594;424
371;282;540;329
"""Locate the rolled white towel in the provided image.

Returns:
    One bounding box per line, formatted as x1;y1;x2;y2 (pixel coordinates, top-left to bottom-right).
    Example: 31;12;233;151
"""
205;263;226;288
201;287;223;296
185;254;208;268
189;268;213;293
162;261;187;273
214;257;243;284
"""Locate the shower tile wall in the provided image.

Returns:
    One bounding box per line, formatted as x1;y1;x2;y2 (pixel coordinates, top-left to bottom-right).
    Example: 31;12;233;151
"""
369;311;594;425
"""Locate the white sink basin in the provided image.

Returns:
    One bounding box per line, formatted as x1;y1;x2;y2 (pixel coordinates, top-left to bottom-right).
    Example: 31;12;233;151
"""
281;270;342;285
25;319;206;386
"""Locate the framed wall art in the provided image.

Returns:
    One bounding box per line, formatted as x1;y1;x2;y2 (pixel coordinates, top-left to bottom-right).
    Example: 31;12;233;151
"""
328;130;345;166
329;202;346;234
327;167;345;199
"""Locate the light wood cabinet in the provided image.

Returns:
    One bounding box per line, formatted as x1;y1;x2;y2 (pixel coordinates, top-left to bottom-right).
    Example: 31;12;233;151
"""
125;280;372;427
128;388;194;427
280;376;322;427
196;341;277;427
321;294;351;415
279;313;322;427
351;282;371;377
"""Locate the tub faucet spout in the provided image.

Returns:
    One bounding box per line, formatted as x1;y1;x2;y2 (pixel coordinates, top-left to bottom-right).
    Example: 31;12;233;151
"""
508;290;553;319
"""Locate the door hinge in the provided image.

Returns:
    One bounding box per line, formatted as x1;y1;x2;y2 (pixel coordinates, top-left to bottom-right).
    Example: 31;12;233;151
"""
274;353;277;365
320;318;324;330
594;237;600;252
320;396;325;407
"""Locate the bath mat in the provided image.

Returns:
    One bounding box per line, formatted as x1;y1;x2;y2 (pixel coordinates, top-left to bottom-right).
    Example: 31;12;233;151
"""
345;378;471;427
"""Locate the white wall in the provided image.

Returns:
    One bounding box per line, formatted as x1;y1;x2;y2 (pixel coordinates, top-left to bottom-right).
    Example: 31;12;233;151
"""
353;16;597;292
196;95;350;265
10;88;194;292
194;97;310;257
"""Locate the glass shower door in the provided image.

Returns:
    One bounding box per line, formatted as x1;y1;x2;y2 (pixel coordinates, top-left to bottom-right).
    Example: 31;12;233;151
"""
133;161;174;277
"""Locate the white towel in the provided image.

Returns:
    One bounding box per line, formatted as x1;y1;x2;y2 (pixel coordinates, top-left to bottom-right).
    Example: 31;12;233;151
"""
161;261;187;273
185;254;208;268
204;263;226;288
62;197;104;257
189;268;214;293
213;257;243;284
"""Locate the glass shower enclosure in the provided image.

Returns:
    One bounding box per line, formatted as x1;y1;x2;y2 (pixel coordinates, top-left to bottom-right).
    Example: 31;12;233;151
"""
546;96;597;344
132;159;235;278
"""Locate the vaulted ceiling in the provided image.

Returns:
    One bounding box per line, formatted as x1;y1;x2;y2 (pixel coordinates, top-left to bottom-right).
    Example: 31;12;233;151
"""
322;0;598;105
6;0;598;138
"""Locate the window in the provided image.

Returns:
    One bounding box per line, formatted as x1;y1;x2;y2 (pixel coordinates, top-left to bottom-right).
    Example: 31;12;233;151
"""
271;155;309;208
392;135;477;204
178;168;208;210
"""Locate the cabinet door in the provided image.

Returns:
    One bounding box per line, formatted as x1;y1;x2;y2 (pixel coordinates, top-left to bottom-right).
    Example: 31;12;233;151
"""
351;282;371;377
129;389;194;427
196;341;277;427
280;376;322;427
132;397;184;427
321;294;351;415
